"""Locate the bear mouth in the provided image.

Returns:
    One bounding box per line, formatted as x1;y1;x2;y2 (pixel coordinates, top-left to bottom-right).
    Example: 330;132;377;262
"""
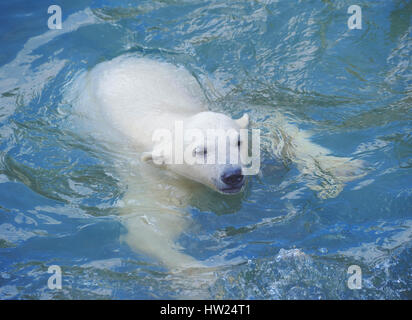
220;184;244;194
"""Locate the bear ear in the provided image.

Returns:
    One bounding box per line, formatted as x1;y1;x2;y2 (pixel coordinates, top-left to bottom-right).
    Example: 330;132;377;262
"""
141;152;153;163
235;113;249;129
141;151;166;166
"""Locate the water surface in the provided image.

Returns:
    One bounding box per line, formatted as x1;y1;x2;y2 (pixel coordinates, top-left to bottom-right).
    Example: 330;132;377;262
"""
0;0;411;299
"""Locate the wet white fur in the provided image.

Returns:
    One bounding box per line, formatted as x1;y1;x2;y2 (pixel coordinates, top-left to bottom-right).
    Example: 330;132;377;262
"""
69;55;364;273
70;56;247;272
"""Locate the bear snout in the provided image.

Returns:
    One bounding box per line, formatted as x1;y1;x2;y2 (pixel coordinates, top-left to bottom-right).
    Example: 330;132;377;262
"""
221;168;244;187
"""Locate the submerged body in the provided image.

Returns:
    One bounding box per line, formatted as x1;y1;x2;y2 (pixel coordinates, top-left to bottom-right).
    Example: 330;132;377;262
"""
73;55;249;270
70;55;364;271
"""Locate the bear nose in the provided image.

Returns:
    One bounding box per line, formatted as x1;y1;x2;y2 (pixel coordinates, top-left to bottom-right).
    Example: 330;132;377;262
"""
221;168;244;186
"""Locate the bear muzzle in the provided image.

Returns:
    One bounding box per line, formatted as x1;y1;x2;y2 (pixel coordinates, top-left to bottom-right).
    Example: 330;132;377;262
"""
220;167;245;193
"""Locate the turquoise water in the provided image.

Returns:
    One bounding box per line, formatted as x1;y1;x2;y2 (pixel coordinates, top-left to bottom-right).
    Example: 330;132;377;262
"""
0;0;411;299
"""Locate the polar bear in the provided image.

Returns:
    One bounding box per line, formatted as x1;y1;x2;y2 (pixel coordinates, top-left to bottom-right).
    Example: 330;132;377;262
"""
69;55;364;273
70;55;252;271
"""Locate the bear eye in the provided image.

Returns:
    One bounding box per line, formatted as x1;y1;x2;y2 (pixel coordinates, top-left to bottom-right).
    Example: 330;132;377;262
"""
193;146;207;156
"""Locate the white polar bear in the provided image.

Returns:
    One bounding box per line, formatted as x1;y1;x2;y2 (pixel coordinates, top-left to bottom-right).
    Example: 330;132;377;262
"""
70;55;251;271
69;55;364;272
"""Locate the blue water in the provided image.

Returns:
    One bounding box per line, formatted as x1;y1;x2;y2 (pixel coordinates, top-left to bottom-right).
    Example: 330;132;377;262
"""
0;0;411;299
